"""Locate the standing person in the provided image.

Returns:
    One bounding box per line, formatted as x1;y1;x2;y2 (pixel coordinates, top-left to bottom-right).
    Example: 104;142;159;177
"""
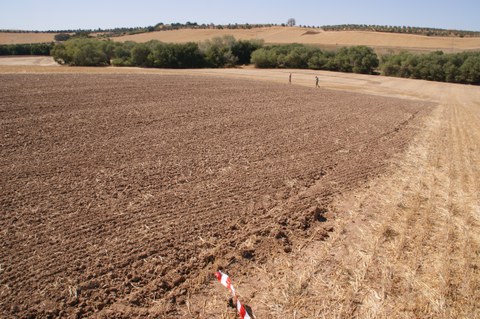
289;73;292;84
315;76;319;88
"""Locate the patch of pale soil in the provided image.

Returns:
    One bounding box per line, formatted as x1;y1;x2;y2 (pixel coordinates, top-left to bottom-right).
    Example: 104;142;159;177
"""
0;56;58;66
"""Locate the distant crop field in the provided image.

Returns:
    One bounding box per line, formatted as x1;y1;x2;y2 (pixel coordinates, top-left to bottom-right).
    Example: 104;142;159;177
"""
2;27;480;53
113;27;480;53
0;32;56;44
0;73;432;318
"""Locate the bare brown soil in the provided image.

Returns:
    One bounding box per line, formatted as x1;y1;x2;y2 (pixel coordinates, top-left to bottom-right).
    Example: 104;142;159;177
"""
0;73;432;318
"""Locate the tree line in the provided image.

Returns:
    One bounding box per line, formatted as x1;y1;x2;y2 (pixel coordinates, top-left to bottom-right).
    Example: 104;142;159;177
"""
380;51;480;84
4;23;479;38
0;23;280;38
102;23;279;38
321;24;480;37
251;44;379;74
251;45;480;84
51;36;263;68
0;42;54;55
15;37;475;85
50;37;380;74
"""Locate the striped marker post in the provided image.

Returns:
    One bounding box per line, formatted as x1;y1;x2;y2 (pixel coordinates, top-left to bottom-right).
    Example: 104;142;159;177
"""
215;271;252;319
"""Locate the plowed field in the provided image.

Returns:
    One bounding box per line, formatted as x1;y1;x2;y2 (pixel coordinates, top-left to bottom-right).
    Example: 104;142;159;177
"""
0;74;432;318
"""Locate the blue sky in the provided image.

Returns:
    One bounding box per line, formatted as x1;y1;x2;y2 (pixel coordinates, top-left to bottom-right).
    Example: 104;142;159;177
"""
1;0;479;31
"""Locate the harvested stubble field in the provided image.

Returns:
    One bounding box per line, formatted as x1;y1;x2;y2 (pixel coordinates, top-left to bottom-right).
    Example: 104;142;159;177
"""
2;26;480;52
0;72;434;318
0;32;56;45
113;27;480;53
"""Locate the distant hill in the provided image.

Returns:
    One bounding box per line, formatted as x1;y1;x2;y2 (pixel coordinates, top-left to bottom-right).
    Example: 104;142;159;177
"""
320;24;480;37
2;22;479;37
2;24;480;53
111;26;480;54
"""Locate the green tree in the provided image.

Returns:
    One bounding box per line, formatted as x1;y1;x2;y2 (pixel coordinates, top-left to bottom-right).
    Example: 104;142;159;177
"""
51;43;69;64
399;54;418;78
54;33;71;42
443;54;463;83
379;51;480;84
341;46;379;74
231;39;263;65
332;48;353;72
459;54;480;84
307;51;330;70
149;42;205;68
0;43;54;56
201;35;238;67
174;42;205;68
111;41;135;66
284;45;319;68
130;43;152;67
251;47;279;68
51;38;109;66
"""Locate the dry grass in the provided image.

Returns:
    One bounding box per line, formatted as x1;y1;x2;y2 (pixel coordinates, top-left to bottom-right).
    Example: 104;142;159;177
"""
0;32;56;44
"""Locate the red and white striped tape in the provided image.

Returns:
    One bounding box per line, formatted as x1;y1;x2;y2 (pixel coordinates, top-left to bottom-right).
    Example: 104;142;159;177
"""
215;271;252;319
236;299;251;319
215;270;235;296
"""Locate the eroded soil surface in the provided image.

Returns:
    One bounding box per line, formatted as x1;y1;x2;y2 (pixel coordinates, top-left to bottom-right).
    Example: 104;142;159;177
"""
0;74;432;318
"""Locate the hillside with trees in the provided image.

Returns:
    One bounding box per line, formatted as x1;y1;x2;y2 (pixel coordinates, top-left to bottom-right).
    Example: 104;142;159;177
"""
320;24;480;37
3;22;479;38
